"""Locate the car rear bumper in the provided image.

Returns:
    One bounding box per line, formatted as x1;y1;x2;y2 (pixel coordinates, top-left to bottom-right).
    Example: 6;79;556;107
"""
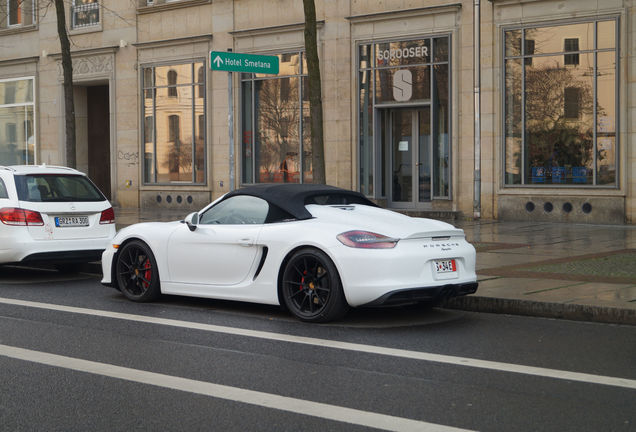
0;235;112;264
19;249;105;264
327;237;478;307
361;282;479;307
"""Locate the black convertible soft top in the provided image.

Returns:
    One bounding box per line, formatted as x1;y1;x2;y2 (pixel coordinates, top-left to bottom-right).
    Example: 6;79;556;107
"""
223;183;378;220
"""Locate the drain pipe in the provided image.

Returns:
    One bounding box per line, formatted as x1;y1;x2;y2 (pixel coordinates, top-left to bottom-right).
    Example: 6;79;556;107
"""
473;0;482;219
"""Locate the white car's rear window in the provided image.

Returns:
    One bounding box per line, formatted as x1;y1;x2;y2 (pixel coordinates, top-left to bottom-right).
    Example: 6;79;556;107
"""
15;174;105;202
0;178;8;199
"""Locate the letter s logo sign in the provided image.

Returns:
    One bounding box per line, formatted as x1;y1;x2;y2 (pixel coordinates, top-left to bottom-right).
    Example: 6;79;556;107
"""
392;69;412;102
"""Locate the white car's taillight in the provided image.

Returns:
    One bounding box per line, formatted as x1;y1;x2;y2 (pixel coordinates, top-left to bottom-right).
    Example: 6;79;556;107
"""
0;207;44;226
337;230;398;249
99;207;115;224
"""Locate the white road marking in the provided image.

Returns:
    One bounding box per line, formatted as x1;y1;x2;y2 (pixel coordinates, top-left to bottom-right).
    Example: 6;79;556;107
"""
0;344;471;432
1;297;635;390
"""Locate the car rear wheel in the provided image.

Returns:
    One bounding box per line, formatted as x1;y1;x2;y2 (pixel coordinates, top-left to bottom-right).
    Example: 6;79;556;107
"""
116;240;160;302
281;248;349;323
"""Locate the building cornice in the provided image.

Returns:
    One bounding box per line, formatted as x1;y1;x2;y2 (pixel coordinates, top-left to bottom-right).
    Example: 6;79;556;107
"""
0;56;40;66
230;21;324;38
137;0;211;15
345;4;462;23
48;45;119;60
133;34;213;49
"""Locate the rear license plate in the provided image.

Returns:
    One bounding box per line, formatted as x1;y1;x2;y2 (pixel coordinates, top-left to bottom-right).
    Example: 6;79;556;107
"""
433;259;457;279
55;216;89;227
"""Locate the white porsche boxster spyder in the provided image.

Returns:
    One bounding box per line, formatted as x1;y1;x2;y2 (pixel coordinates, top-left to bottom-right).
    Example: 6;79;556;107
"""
101;184;478;322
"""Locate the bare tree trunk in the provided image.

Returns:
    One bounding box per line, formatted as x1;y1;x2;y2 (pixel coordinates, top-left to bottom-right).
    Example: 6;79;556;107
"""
54;0;76;168
303;0;325;184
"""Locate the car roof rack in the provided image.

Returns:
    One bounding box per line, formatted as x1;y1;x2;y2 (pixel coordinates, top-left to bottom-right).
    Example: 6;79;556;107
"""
36;164;78;172
8;164;81;173
0;166;16;172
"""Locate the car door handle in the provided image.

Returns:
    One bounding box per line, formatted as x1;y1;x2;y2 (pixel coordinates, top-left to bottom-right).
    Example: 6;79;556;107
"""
238;238;254;246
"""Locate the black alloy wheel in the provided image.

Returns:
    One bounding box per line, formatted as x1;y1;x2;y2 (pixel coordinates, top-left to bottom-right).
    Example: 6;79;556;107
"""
115;240;161;302
281;248;349;323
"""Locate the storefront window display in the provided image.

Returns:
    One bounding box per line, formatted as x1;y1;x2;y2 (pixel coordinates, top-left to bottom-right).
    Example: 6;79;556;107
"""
504;19;618;186
358;36;451;204
0;77;35;166
141;61;206;184
241;51;310;184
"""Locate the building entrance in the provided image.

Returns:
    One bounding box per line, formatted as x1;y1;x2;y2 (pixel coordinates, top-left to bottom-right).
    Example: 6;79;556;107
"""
75;84;111;199
384;107;431;208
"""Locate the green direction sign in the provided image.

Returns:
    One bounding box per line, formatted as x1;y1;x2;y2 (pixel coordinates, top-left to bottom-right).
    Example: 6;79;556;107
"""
210;51;279;74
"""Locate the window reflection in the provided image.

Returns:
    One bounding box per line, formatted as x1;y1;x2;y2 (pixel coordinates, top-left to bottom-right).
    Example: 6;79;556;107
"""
504;19;617;186
242;51;309;184
0;78;35;165
142;61;205;184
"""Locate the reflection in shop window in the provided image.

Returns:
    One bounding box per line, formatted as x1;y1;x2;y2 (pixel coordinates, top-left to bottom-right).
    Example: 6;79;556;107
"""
197;67;205;98
167;70;178;97
504;19;617;186
144;116;153;143
141;61;205;184
241;51;310;184
564;38;579;65
0;78;35;165
563;87;581;119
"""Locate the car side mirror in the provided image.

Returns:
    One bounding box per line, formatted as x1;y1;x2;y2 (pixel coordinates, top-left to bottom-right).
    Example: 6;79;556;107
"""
184;212;199;232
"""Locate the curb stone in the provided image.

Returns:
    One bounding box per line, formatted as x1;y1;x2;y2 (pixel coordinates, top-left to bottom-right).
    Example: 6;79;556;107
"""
442;296;636;326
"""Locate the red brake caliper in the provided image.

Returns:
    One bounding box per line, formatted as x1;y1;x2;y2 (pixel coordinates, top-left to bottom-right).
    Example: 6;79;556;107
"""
143;258;151;288
300;270;307;290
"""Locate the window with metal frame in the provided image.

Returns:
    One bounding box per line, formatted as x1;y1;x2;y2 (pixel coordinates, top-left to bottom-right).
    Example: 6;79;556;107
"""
72;0;100;29
503;18;618;186
357;36;451;200
0;77;36;166
2;0;34;28
141;61;206;184
241;51;311;184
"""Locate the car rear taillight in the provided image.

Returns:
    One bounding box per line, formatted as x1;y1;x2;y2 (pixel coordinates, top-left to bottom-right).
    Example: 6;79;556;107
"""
0;207;44;226
336;230;398;249
99;207;115;224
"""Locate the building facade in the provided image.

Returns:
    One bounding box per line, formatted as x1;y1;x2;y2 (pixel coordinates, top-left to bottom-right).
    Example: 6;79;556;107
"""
0;0;634;223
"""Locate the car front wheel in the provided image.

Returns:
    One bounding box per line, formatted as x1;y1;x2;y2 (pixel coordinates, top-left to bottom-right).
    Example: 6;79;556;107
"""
281;248;349;323
115;240;161;302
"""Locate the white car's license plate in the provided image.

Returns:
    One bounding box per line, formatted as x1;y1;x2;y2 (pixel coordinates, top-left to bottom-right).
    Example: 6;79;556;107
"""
55;216;89;227
433;259;458;279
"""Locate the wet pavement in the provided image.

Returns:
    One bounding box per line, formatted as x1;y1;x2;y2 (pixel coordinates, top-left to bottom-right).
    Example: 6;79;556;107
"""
113;208;636;325
447;219;636;325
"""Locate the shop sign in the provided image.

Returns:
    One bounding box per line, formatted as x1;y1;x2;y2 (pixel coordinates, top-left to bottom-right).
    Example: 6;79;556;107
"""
393;70;413;102
376;43;429;66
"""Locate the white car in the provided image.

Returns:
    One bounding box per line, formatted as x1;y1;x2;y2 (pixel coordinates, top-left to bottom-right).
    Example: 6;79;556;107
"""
102;184;477;322
0;165;116;267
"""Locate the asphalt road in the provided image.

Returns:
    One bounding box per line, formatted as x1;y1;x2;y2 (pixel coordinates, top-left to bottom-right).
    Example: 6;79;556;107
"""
0;265;634;432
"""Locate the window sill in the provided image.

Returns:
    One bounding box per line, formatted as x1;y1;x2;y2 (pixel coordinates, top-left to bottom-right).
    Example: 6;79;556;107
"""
69;24;103;35
137;0;211;15
499;187;623;195
0;24;37;36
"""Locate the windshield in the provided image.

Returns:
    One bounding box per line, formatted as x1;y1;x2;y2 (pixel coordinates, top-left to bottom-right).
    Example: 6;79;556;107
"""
15;174;106;202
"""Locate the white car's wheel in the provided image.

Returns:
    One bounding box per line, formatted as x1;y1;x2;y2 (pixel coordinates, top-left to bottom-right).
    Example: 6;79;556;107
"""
281;248;349;323
116;240;161;302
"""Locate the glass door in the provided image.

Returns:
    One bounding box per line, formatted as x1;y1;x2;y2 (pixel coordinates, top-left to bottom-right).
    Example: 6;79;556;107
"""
388;108;431;208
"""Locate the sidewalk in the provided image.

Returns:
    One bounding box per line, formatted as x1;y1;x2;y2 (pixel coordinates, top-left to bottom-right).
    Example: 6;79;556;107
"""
446;219;636;325
113;208;636;326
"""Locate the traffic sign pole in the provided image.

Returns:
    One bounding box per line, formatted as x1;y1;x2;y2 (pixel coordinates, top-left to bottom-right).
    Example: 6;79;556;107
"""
228;64;234;191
